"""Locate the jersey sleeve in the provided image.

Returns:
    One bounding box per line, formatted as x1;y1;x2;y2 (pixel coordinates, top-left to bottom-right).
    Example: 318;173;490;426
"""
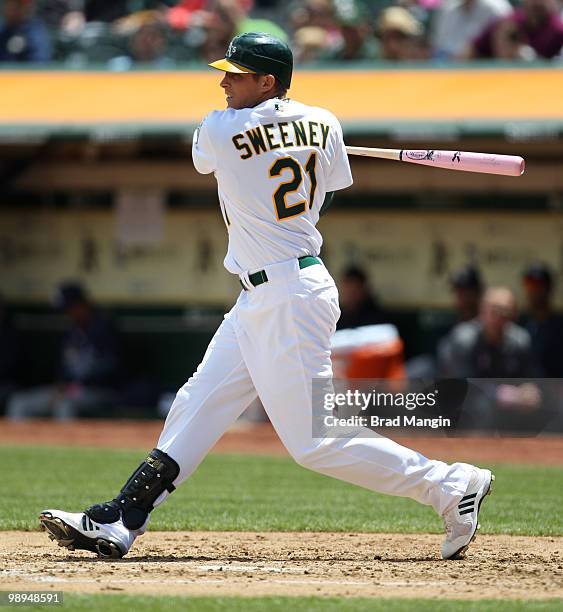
192;114;217;175
325;118;353;192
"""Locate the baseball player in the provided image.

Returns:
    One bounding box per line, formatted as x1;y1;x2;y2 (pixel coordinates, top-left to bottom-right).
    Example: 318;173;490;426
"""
40;33;493;561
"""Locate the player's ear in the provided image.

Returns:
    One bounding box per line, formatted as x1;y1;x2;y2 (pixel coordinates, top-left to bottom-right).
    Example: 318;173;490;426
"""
262;74;276;93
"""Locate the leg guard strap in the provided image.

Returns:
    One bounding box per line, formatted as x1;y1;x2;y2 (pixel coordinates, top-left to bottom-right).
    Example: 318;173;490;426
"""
85;449;180;530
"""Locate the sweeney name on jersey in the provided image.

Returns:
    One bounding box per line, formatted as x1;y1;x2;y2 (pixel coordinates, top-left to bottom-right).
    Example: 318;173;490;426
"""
232;121;331;160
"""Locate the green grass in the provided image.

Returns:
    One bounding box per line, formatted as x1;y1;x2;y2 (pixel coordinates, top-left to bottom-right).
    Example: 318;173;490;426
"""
12;595;563;612
2;446;562;535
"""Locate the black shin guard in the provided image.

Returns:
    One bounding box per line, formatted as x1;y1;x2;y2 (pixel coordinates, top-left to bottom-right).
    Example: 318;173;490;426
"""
85;449;180;530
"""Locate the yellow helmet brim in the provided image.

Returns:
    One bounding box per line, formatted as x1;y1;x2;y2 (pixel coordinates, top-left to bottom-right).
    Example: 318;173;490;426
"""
208;58;257;74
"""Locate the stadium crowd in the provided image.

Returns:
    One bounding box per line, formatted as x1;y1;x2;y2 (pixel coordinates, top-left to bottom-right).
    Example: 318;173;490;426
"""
0;0;562;65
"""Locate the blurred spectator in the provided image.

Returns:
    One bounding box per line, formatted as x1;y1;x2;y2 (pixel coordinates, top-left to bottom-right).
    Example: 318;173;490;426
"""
293;25;330;61
182;0;286;63
520;262;563;377
376;6;428;60
193;0;241;62
0;295;23;415
227;0;288;39
329;0;377;61
291;0;376;63
129;20;169;62
437;287;549;432
167;0;252;31
290;0;339;61
432;0;512;59
437;286;535;378
289;0;338;32
109;16;174;69
168;0;208;30
450;264;484;322
165;0;285;63
0;0;51;62
336;265;386;330
6;282;120;421
43;2;172;41
403;265;484;380
468;0;563;59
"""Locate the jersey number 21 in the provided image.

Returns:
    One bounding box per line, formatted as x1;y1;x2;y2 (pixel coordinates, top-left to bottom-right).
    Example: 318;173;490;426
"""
269;153;317;221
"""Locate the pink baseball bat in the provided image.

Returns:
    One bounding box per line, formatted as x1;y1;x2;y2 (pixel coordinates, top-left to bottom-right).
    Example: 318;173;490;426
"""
345;146;525;177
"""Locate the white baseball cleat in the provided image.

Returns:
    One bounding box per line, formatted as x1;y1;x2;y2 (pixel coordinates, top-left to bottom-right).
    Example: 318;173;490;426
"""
39;509;137;559
441;467;495;560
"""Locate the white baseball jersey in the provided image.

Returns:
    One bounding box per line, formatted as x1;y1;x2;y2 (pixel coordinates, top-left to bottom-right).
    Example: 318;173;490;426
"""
192;97;353;274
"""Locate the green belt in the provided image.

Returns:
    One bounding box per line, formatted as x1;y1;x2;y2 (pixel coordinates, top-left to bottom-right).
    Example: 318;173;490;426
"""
240;256;321;290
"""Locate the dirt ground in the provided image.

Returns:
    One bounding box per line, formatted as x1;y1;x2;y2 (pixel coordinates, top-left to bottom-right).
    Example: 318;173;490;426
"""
2;419;562;601
1;418;563;465
1;531;562;600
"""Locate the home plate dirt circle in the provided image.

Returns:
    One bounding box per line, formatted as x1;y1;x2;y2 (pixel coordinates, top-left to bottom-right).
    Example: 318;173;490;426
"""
2;531;562;600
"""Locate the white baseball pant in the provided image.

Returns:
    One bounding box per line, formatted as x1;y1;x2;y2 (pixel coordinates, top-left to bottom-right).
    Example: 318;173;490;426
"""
157;258;471;516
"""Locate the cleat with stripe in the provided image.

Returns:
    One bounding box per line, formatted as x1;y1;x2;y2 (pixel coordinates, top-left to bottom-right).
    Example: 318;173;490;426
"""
441;467;494;560
39;509;137;559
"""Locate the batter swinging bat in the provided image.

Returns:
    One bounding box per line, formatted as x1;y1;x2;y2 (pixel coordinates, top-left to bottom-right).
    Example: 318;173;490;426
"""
345;146;525;177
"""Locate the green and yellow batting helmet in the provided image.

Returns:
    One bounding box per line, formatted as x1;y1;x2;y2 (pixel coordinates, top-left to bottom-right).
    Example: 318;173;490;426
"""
209;32;293;90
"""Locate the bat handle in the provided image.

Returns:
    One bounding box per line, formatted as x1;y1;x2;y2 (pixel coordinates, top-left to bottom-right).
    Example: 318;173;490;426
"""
345;146;401;161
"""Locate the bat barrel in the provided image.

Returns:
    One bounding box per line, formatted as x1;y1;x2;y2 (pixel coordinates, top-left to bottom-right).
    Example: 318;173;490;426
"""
401;150;525;177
